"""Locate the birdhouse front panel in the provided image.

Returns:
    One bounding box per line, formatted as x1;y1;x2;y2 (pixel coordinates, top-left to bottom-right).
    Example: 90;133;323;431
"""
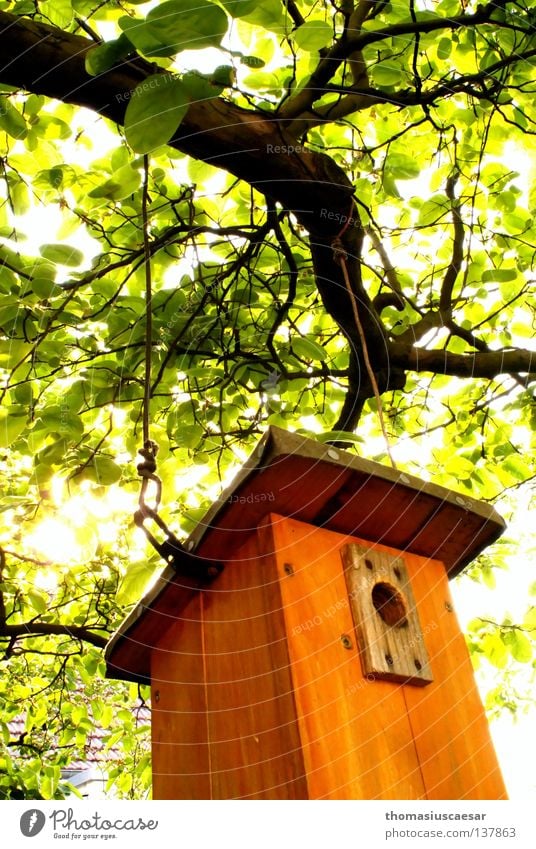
269;513;506;800
148;512;506;800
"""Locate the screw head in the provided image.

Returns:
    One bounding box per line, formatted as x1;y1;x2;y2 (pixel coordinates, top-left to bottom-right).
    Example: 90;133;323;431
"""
341;634;353;650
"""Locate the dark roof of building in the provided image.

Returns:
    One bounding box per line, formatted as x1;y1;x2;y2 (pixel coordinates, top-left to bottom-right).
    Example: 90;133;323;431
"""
8;705;150;773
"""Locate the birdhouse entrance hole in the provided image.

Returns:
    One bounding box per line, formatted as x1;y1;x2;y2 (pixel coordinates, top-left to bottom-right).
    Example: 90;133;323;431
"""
371;581;408;628
342;543;433;686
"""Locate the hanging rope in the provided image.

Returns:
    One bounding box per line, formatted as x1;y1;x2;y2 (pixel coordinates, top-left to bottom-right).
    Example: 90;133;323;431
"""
137;154;161;518
332;207;398;471
133;156;222;581
141;154;153;448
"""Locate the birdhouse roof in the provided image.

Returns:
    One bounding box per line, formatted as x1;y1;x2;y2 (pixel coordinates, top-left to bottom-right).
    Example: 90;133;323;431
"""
105;426;505;683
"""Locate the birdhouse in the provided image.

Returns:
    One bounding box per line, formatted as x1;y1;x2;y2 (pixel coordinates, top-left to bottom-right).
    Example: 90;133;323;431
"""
105;426;507;800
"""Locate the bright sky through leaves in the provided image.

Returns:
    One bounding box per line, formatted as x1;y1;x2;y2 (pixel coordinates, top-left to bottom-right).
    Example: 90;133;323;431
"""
0;0;534;799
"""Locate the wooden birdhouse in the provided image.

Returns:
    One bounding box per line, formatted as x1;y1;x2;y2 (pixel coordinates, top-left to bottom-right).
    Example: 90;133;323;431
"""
105;426;507;800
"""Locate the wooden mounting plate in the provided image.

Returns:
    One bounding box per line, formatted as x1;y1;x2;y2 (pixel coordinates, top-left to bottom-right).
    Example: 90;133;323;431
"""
341;543;433;686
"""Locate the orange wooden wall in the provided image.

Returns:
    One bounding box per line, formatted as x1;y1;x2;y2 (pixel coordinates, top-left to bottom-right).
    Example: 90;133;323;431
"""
150;514;506;799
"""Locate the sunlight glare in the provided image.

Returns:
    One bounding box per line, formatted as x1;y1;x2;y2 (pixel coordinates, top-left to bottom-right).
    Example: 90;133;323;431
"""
26;518;83;565
33;568;59;594
26;475;139;565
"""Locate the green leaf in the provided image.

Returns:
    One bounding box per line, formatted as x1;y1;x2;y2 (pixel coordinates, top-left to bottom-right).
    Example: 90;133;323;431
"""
176;423;203;449
88;164;142;201
0;339;31;369
181;71;224;102
211;66;236;88
481;632;508;668
39;0;73;28
502;208;532;235
241;0;288;32
27;590;48;616
10;180;30;216
118;16;178;59
0;98;28;140
0;408;27;448
71;704;88;725
437;37;452;60
523;606;536;627
502;629;533;664
381;171;402;198
39;243;84;267
124;74;189;154
386;152;421;180
417;195;448;226
85;35;134;77
291;336;328;362
218;0;258;16
481;267;518;283
145;0;228;52
86;457;123;485
240;55;265;69
373;61;403;87
293;21;333;52
31;276;57;299
315;431;364;444
117;561;155;605
100;704;114;729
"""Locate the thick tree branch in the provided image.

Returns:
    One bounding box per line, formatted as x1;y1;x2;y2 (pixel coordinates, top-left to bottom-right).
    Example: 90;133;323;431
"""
440;170;465;315
0;13;358;236
0;622;108;649
389;343;535;380
332;349;366;432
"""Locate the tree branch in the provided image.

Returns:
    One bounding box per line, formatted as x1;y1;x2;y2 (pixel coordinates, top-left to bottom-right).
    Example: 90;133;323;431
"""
367;227;404;309
389;343;535;380
0;622;108;649
279;0;514;121
286;45;536;133
439;169;465;315
0;546;7;626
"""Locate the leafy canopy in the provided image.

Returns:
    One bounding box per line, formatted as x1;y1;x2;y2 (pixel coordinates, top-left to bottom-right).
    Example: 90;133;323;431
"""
0;0;535;797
